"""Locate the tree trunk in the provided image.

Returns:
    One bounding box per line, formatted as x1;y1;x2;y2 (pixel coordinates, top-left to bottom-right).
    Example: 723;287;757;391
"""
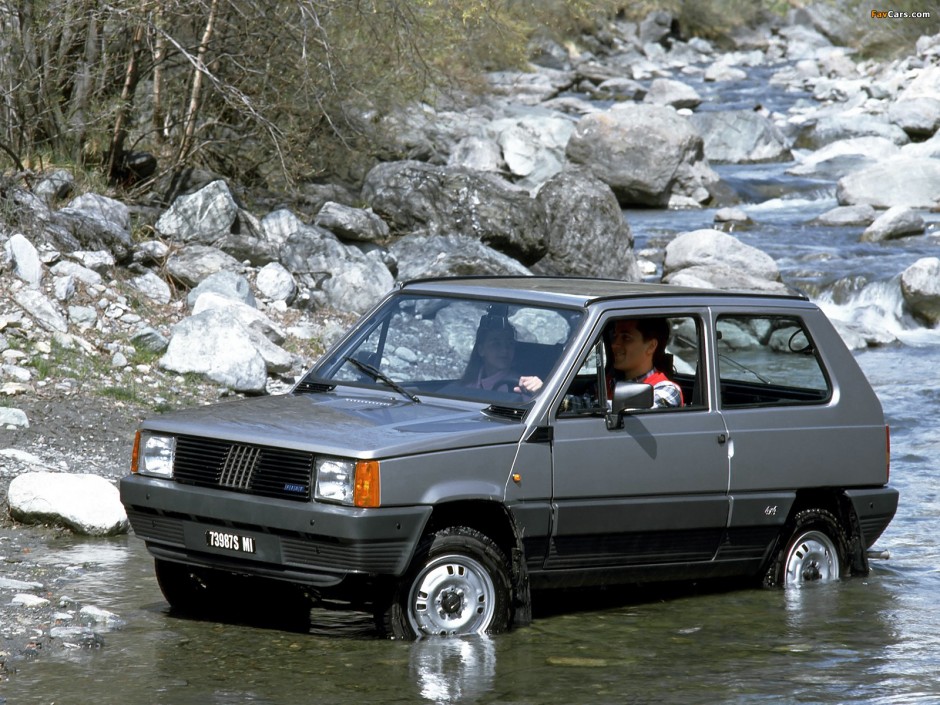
176;0;220;166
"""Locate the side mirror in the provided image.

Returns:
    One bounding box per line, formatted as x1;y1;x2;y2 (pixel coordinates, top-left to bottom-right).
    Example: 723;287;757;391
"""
606;381;655;430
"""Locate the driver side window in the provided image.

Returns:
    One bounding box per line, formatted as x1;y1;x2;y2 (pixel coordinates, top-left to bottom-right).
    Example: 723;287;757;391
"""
558;315;705;416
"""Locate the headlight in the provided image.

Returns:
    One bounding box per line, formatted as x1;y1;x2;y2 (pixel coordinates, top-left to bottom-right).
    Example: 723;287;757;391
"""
315;457;355;504
315;457;380;507
135;432;176;479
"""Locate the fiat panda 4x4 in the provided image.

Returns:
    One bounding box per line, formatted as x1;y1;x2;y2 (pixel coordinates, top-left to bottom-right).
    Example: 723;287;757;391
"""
120;277;898;638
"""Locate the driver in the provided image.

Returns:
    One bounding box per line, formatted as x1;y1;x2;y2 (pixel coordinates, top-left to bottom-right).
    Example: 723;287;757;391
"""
461;316;543;394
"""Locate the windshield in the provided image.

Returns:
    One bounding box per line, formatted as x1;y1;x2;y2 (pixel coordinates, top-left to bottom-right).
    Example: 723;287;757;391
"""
303;293;583;406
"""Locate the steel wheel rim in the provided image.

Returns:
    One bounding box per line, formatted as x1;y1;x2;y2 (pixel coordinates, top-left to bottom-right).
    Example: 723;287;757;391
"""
783;530;840;585
407;554;496;636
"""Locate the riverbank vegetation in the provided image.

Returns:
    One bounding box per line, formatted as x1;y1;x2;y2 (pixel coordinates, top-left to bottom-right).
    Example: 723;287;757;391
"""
0;1;936;198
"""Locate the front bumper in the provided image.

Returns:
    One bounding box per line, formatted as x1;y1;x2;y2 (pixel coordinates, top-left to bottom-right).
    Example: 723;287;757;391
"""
120;475;432;586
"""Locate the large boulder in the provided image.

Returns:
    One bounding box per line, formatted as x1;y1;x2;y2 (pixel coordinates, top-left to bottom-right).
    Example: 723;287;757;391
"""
795;113;910;150
489;112;576;190
361;160;548;263
860;206;925;242
565;104;719;207
642;78;702;110
532;169;640;280
390;235;531;282
314;201;390;243
901;257;940;325
159;307;273;393
155;180;238;244
689;110;791;164
279;225;394;313
164;244;243;289
8;472;128;536
837;157;940;209
53;194;134;261
662;229;787;292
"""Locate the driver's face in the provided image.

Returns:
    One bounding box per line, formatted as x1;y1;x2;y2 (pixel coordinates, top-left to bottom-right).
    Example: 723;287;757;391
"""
610;320;656;378
480;329;515;373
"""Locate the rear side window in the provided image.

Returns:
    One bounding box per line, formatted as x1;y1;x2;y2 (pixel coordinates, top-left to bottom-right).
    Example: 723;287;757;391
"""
716;315;831;408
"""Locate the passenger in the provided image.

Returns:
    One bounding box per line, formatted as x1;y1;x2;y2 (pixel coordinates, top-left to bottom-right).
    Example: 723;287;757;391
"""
606;318;683;408
462;315;543;394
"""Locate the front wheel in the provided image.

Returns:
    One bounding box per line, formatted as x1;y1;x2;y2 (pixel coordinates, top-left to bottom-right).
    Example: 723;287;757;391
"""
764;509;848;587
378;526;512;639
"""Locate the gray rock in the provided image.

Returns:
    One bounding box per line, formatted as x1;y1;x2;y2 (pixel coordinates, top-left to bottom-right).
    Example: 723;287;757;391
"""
663;229;786;292
131;326;169;354
165;244;243;288
390;234;531;282
155;180;238;244
690;110;791;164
448;135;503;172
64;193;131;232
192;292;285;344
786;137;900;178
0;407;29;428
888;97;940;138
261;209;308;248
362;160;548;263
704;62;747;82
532;169;640;280
279;225;394;313
492;114;574;188
34;169;75;204
14;289;68;332
486;68;574;105
813;204;877;227
50;260;103;287
7;472;128;536
53;275;75;302
837;157;940;209
187;270;256;309
901;257;940;325
68;305;98;331
5;233;43;287
160;308;269;393
643;78;702;109
797;114;910;150
127;270;172;304
70;250;115;274
255;262;296;303
314;201;390;243
638;10;673;46
566;104;718;207
50;207;133;262
861;206;926;242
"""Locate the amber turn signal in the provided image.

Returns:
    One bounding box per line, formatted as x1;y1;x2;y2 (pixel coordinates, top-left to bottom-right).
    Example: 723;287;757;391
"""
354;460;381;507
130;430;141;474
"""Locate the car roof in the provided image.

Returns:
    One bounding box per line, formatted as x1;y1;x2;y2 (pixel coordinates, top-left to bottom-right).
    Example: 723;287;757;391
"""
400;276;809;308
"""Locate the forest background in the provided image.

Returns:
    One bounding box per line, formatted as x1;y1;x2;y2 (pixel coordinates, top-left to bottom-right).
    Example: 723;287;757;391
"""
1;0;937;210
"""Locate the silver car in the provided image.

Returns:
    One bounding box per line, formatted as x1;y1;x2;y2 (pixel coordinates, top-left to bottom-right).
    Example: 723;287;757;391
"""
120;277;898;638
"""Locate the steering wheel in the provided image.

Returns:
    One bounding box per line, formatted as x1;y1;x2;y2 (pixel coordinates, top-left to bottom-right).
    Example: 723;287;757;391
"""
491;377;523;394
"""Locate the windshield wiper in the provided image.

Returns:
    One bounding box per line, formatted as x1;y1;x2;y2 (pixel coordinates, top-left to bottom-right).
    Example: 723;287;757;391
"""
344;356;421;403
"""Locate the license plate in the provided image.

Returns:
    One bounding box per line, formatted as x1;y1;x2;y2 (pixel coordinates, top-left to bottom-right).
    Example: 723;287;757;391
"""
205;529;256;554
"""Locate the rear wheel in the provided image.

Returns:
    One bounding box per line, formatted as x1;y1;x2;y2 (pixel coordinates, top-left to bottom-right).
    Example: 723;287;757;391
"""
764;509;847;587
378;526;512;639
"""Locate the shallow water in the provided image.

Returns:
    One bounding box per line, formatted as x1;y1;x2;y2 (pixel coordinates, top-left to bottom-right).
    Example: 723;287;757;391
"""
6;43;940;705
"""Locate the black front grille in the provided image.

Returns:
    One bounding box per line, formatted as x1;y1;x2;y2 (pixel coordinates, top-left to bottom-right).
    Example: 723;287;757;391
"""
173;435;314;502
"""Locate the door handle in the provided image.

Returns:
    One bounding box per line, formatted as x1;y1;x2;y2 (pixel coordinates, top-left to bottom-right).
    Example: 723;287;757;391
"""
717;433;727;444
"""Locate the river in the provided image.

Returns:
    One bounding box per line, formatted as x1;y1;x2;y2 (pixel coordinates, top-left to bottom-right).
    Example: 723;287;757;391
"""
4;50;940;705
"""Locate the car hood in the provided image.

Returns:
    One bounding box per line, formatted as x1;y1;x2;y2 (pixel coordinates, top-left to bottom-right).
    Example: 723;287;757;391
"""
139;391;526;458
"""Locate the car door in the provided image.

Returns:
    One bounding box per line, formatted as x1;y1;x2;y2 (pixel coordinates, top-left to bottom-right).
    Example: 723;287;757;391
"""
546;311;731;575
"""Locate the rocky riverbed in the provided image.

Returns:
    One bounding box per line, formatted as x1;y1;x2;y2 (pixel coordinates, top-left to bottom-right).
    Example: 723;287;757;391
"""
2;2;940;684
